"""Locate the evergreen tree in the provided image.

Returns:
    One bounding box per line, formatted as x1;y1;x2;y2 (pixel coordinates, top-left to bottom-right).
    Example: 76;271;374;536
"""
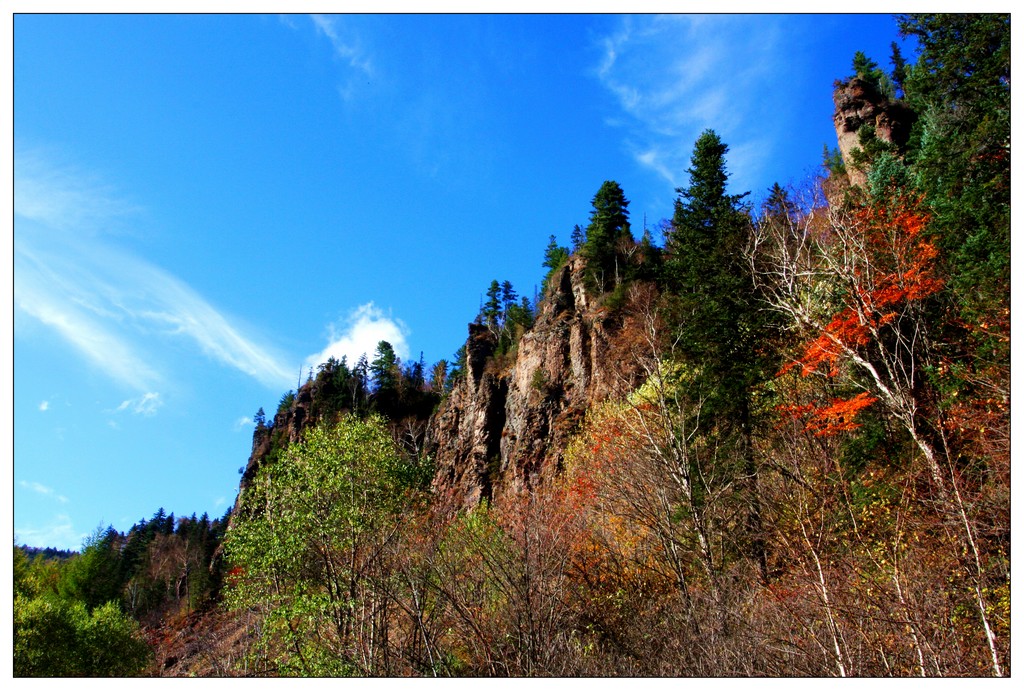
500;280;517;322
541;236;569;296
665;129;773;582
851;50;890;96
482;280;502;333
890;41;908;97
582;181;631;291
570;224;585;252
897;13;1009;321
762;182;797;223
370;341;400;395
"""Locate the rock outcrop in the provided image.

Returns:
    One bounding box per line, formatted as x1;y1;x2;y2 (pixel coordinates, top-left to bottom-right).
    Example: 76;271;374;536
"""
231;254;651;518
833;77;915;186
426;255;648;509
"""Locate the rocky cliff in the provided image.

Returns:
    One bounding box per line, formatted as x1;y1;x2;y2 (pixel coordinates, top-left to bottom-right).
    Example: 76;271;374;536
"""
833;76;915;186
232;254;651;518
425;255;648;509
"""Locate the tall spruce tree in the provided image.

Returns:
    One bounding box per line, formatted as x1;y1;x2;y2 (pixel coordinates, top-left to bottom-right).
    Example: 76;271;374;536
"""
897;14;1009;323
583;180;631;291
664;130;771;582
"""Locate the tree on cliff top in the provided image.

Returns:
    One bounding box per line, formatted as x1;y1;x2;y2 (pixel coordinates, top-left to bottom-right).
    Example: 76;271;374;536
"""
582;180;631;291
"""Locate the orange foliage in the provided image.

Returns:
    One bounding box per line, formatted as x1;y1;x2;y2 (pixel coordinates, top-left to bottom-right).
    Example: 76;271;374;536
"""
784;197;942;380
778;196;939;436
806;392;878;436
778;392;877;437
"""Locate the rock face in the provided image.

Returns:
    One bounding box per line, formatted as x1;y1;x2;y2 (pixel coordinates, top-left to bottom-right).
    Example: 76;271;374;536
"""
833;77;915;186
231;254;649;518
425;255;646;509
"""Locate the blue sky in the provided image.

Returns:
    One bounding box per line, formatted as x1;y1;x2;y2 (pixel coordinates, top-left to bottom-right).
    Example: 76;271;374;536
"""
12;13;911;550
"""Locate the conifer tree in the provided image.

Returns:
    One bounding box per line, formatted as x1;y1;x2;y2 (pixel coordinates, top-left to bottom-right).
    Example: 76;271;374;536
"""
665;130;772;582
482;280;502;330
570;224;585;252
541;235;569;296
897;13;1009;322
500;281;517;322
370;341;399;394
582;181;631;290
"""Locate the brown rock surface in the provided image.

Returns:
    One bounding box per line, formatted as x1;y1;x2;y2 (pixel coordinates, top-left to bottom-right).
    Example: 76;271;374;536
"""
832;77;915;186
426;255;646;509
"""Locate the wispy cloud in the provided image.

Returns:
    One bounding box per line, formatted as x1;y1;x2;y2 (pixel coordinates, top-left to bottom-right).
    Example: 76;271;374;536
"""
38;400;49;412
594;15;790;195
310;14;374;76
19;481;69;504
304;302;410;373
14;152;294;392
306;14;375;102
15;514;84;551
115;392;162;416
234;416;253;430
15;151;140;234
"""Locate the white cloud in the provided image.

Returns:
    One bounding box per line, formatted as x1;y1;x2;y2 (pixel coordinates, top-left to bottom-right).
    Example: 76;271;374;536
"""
14;150;140;234
305;14;376;102
305;302;410;373
594;15;789;195
19;480;69;504
15;514;84;551
115;392;162;416
38;400;49;412
14;152;294;392
235;416;253;430
310;14;374;76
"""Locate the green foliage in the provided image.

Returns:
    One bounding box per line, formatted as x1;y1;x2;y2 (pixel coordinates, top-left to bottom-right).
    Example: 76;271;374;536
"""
448;344;467;386
889;41;908;97
277;390;296;415
58;526;125;612
849;122;897;171
851;50;894;98
14;597;151;676
897;13;1009;320
665;129;769;408
570;223;585;251
482;280;503;330
225;416;428;675
370;340;399;394
822;144;846;177
477;279;535;360
866;151;914;200
582;180;631;291
540;235;570;296
530;367;549;393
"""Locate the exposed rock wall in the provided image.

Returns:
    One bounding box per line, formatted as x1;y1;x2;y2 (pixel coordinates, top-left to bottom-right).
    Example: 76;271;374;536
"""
426;255;646;509
232;254;649;517
833;77;915;186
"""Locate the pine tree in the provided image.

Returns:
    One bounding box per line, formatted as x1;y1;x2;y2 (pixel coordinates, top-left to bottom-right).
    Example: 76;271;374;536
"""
570;224;585;252
852;50;890;96
500;281;517;322
582;181;631;290
370;341;399;394
482;280;502;333
897;13;1009;323
541;235;569;296
665;130;773;582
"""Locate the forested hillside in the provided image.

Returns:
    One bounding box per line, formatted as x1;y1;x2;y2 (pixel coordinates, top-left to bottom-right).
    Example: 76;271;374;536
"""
14;14;1009;677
